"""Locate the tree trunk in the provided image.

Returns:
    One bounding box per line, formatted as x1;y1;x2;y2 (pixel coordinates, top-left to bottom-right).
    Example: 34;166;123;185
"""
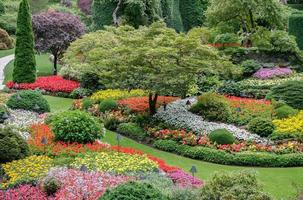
53;53;58;75
113;0;123;26
149;93;158;115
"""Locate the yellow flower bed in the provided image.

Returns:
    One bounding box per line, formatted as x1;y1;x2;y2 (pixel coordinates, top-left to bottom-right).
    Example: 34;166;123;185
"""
91;89;147;101
72;152;158;174
1;155;53;188
273;111;303;135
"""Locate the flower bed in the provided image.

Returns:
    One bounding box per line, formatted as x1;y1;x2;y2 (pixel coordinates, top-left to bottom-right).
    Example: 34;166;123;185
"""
6;76;80;94
253;67;293;79
91;89;147;102
273;111;303;138
118;96;179;112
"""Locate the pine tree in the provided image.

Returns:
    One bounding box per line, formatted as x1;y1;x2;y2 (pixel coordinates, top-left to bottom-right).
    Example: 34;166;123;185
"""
13;0;36;83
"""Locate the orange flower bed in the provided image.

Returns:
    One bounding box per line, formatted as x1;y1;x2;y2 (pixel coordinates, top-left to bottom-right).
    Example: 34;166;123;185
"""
118;96;179;112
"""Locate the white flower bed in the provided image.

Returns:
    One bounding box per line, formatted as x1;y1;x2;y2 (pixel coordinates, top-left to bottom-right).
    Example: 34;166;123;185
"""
154;97;270;144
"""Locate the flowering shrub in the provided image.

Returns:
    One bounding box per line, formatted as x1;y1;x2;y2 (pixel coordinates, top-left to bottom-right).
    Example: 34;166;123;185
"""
0;185;49;200
253;67;293;79
91;89;147;102
119;96;178;112
72;152;158;174
166;169;203;188
41;167;132;200
6;76;80;93
273;111;303;137
1;155;53;188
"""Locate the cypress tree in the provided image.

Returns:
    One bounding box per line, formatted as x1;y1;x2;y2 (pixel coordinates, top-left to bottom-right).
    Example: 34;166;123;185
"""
13;0;36;83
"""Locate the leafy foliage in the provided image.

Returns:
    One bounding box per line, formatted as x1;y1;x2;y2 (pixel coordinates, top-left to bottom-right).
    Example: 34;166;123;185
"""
117;122;147;141
0;28;14;50
208;129;235;145
289;12;303;50
274;104;298;119
241;59;261;77
248;117;274;137
13;0;36;83
99;99;118;113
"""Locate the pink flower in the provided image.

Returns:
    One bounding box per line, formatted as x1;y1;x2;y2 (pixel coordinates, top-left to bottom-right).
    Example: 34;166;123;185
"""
253;67;293;79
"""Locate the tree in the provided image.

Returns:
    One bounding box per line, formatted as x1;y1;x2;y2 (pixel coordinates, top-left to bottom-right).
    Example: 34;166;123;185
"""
63;22;239;115
32;10;85;75
13;0;36;83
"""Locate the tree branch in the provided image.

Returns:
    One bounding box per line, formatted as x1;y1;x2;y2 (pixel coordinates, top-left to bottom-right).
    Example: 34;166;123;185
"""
113;0;123;26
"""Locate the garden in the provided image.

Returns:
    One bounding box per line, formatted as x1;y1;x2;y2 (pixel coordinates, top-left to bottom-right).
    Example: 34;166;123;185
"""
1;0;303;199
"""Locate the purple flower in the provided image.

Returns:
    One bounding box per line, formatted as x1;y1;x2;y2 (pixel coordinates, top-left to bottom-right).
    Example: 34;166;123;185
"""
253;67;293;79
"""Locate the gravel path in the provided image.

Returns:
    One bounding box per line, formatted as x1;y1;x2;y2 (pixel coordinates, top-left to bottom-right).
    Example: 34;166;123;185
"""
0;54;14;89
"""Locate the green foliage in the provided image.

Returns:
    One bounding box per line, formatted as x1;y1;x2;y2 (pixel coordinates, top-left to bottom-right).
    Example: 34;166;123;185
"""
200;171;273;200
100;181;169;200
51;110;102;143
103;116;121;131
0;105;8;123
248;117;274;137
274;104;298;119
289;12;303;50
92;0;115;29
13;0;36;83
161;0;184;32
29;0;49;14
82;97;93;110
70;88;92;99
0;0;5;15
117;122;147;141
213;33;239;45
187;27;213;44
80;72;105;92
269;80;303;109
208;129;235;145
241;59;261;77
99;99;118;113
6;90;50;113
153;139;303;167
0;126;30;163
190;93;232;122
42;177;60;196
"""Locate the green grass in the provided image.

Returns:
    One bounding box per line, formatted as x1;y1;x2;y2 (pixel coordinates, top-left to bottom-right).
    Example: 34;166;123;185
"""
3;54;60;83
44;95;74;113
102;131;303;200
0;49;15;58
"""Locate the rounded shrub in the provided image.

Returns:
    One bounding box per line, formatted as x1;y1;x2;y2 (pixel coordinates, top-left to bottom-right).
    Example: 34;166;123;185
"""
0;105;9;123
0;126;30;163
51;110;102;143
0;28;14;50
241;60;261;77
6;90;50;113
117;123;147;141
42;177;61;196
70;88;92;99
208;129;235;145
274;105;298;119
99;181;169;200
248;117;274;137
99;99;118;113
190;93;232;122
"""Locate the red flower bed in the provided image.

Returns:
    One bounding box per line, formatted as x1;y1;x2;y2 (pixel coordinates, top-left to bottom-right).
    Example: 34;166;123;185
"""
6;76;80;93
118;96;179;112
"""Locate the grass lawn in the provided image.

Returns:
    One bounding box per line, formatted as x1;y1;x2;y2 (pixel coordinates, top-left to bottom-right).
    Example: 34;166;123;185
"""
0;49;15;58
45;96;303;199
3;54;60;83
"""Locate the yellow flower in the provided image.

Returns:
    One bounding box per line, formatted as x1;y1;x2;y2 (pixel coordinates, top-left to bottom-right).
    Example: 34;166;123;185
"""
91;89;147;101
273;111;303;135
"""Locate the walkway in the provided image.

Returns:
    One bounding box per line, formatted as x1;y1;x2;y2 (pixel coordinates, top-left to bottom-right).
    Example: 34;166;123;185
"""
0;54;14;89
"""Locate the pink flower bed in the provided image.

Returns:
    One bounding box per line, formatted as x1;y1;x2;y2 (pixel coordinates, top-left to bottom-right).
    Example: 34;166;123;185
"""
167;169;203;188
6;76;80;93
0;184;49;200
252;67;293;79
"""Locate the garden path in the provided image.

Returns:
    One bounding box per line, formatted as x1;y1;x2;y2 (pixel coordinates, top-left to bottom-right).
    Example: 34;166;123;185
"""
0;54;14;89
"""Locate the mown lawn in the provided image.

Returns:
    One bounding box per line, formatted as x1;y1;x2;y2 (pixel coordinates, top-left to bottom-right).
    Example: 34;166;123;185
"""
0;49;15;58
46;96;303;200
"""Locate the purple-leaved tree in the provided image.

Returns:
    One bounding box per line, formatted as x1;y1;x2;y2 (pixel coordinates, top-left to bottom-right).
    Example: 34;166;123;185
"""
32;10;86;75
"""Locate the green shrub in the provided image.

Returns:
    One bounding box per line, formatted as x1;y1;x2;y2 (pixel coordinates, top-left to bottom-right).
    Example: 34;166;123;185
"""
200;171;272;200
0;19;16;35
42;177;61;196
269;80;303;109
190;93;232;122
82;98;93;110
289;12;303;50
103;117;120;131
0;0;4;15
51;110;102;143
117;123;147;141
70;88;92;99
100;181;169;200
208;129;235;145
99;99;118;113
248;117;274;137
80;72;105;92
153;139;303;167
274;105;298;119
0;105;8;123
196;75;222;93
0;126;30;163
6;90;50;113
241;60;261;77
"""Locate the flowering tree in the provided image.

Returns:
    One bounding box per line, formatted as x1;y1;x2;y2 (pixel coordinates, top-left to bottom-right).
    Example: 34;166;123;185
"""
32;10;85;75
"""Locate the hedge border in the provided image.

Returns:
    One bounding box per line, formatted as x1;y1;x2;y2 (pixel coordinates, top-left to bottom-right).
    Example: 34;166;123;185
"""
153;139;303;167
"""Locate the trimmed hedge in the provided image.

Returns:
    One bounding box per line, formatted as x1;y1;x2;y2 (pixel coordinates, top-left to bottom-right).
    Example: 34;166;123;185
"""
117;123;147;141
153;139;303;167
289;12;303;50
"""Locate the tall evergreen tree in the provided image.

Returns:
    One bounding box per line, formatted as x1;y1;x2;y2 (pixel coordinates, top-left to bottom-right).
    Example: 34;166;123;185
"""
13;0;36;83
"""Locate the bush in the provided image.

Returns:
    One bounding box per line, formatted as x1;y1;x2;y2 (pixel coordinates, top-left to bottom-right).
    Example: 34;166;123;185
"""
208;129;235;145
274;104;298;119
248;117;274;137
77;0;92;15
0;19;16;35
0;0;4;15
70;88;92;99
200;171;272;200
103;117;121;131
289;12;303;50
100;181;169;200
0;105;8;123
241;60;261;77
0;126;30;163
117;123;147;141
80;72;105;92
269;80;303;109
0;28;14;50
82;98;93;110
153;140;303;167
190;93;232;122
196;75;222;93
99;99;118;113
6;90;50;113
42;177;61;196
51;110;102;143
